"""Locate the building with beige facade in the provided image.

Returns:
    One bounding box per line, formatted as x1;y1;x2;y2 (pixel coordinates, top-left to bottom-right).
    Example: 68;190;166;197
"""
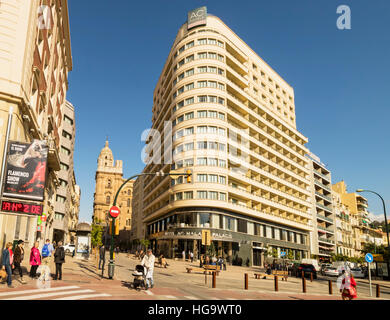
0;0;72;247
140;8;313;266
130;175;145;244
306;152;336;263
92;140;133;247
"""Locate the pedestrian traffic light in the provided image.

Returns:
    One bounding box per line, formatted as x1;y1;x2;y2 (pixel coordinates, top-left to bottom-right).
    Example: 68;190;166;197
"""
186;169;192;183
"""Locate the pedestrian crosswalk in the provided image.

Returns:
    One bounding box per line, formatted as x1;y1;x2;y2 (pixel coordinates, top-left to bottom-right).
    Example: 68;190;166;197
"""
0;285;111;300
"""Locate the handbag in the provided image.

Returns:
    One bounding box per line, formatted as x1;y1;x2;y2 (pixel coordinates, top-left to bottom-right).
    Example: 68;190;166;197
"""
0;268;7;279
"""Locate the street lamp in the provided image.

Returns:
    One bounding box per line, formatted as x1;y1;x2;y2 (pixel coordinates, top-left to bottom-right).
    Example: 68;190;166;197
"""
356;189;389;279
107;169;192;279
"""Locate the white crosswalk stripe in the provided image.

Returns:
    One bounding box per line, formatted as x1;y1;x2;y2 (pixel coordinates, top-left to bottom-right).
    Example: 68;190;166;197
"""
183;296;198;300
164;295;177;299
0;285;111;300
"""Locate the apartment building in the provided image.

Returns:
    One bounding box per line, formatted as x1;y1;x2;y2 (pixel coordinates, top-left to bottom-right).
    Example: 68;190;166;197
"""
306;152;336;263
130;175;145;244
92;140;133;246
140;8;312;266
0;0;72;247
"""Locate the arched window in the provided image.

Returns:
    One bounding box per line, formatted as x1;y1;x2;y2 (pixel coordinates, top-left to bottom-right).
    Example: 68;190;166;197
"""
127;199;131;207
106;195;110;204
107;179;111;188
127;189;131;196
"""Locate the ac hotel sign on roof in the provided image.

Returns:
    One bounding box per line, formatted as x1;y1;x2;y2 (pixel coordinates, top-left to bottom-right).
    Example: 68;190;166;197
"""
187;6;207;30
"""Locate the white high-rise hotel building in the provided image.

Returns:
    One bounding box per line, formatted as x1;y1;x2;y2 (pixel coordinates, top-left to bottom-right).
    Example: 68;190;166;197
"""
139;8;313;265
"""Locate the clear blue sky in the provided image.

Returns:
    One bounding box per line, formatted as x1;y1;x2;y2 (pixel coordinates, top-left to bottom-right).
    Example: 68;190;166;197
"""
66;0;390;223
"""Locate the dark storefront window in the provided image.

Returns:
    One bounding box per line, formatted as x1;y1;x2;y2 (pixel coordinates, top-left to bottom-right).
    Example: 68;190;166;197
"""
178;212;196;226
219;214;224;229
199;213;210;227
254;223;261;236
226;217;235;231
281;229;287;241
271;227;275;239
237;219;247;233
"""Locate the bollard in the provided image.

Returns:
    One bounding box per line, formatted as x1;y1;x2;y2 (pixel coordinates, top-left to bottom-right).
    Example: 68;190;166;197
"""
301;270;304;279
328;280;333;295
274;275;278;292
212;271;216;288
302;276;306;293
310;272;313;282
376;284;380;298
245;273;248;290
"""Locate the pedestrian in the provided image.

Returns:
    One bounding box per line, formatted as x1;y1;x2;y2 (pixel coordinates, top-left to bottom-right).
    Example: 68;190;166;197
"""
199;254;204;267
29;241;41;279
182;250;185;261
205;255;210;265
139;249;144;261
222;257;227;271
340;269;357;300
217;257;223;270
141;249;155;290
13;240;26;284
99;244;106;277
53;241;65;280
40;239;54;282
190;251;194;263
1;242;15;288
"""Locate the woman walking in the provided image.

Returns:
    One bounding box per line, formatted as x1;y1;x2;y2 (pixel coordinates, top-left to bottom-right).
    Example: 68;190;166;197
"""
340;269;358;300
13;240;26;284
53;241;65;280
2;242;15;288
29;241;41;279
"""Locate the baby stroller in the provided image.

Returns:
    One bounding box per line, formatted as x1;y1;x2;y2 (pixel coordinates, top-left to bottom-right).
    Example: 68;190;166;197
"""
131;265;146;291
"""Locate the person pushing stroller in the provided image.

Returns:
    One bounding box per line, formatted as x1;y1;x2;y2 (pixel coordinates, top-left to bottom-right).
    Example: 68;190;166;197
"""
141;249;155;290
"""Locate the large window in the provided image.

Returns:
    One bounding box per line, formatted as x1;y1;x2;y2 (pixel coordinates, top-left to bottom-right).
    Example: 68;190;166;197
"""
199;213;210;227
226;216;235;231
237;219;247;233
177;212;196;226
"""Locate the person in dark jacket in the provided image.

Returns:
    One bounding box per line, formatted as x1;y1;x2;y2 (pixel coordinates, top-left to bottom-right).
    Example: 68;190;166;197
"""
2;242;14;288
99;245;106;277
13;240;26;284
53;241;65;280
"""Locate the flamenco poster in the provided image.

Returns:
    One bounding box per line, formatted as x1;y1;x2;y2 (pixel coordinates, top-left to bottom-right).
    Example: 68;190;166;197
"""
3;140;48;201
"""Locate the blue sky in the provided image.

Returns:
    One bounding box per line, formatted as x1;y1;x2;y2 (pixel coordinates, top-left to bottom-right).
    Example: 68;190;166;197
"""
66;0;390;223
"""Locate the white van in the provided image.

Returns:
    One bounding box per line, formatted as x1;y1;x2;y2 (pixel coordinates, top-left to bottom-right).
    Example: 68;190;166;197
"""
301;258;321;271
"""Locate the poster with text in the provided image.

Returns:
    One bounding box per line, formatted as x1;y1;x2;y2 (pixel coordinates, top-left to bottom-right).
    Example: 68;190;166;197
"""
3;140;48;201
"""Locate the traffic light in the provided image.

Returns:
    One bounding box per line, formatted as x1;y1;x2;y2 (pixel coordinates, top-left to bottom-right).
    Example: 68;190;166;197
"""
186;169;192;183
109;219;119;235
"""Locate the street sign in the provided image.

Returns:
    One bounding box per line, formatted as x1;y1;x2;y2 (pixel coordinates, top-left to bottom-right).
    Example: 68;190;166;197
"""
202;230;211;246
109;206;120;218
280;251;286;257
365;253;373;263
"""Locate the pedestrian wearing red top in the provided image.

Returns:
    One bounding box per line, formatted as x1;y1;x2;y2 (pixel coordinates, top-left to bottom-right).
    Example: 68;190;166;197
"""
29;241;41;279
340;270;358;300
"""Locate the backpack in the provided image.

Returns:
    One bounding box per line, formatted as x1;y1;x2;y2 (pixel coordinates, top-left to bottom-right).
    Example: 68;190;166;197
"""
42;244;50;257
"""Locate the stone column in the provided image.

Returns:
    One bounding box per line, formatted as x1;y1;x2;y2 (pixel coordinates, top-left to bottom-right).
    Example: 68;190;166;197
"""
193;239;198;261
228;242;232;265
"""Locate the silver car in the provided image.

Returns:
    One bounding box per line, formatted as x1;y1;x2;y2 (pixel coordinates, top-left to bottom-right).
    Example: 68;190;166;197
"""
350;268;365;278
323;267;340;277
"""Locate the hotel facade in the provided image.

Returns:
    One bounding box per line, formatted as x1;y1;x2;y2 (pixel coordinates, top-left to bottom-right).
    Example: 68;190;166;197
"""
139;9;313;266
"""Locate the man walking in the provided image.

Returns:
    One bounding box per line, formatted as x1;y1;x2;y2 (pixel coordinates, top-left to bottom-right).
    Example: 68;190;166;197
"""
99;244;106;277
40;239;54;282
13;240;26;284
53;241;65;280
141;249;155;290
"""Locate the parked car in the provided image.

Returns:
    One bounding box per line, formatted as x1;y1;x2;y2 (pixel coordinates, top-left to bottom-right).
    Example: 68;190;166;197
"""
320;263;332;275
63;243;75;255
290;263;301;277
301;259;321;272
350;268;365;278
322;267;340;277
298;264;317;279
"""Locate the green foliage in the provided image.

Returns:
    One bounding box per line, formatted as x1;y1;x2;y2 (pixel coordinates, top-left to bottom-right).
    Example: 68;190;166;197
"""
271;248;278;258
296;251;301;261
287;249;294;260
91;220;103;248
207;242;216;256
140;239;150;250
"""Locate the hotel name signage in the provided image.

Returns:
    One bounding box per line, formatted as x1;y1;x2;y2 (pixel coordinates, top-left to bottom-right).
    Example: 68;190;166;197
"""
187;6;207;30
150;229;233;241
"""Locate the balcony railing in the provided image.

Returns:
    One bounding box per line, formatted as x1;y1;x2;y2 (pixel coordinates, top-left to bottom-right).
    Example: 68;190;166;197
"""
315;191;332;202
316;202;333;213
318;238;335;244
317;214;333;223
314;179;331;192
313;170;330;181
317;225;334;233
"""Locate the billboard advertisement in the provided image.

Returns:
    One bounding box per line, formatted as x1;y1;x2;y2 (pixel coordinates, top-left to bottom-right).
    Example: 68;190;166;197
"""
187;7;207;30
2;140;48;201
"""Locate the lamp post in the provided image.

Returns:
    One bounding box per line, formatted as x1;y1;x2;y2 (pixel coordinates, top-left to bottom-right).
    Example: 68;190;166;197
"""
107;169;192;279
356;189;389;280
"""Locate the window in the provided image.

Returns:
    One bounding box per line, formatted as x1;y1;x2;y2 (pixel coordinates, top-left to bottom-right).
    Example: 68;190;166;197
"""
218;97;225;105
178;86;184;94
55;213;64;221
219;193;226;201
197;157;207;166
198;81;207;88
59;179;67;187
177;115;184;123
218;68;224;75
219;215;224;229
199;213;210;227
226;216;235;231
60;162;69;171
208;81;217;88
208;52;217;60
64;115;73;125
208;174;218;183
175;193;183;201
219;144;226;151
208;111;217;118
127;199;131;207
178;72;184;80
198;38;207;45
197;126;207;134
217;40;224;48
185;112;194;120
208;141;218;150
208;39;217;45
185;69;194;76
219;159;226;167
184;158;194;167
185;83;194;91
198;52;207;59
197;191;208;199
186;41;194;49
209;191;218;200
184;191;193;199
208;158;218;166
219;176;226;184
198;95;207;103
62;130;72;139
185;97;194;105
208;126;217;134
186;55;194;63
208;67;217;73
61;146;70;156
217;55;224;62
218;83;225;90
208;96;217;103
177;100;184;108
178;46;185;54
238;219;247;233
198;66;207;73
218;128;225;136
184;142;194;151
197;174;207;182
198;110;207;118
218;113;225;120
106;195;110;204
178;59;185;67
281;229;287;241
